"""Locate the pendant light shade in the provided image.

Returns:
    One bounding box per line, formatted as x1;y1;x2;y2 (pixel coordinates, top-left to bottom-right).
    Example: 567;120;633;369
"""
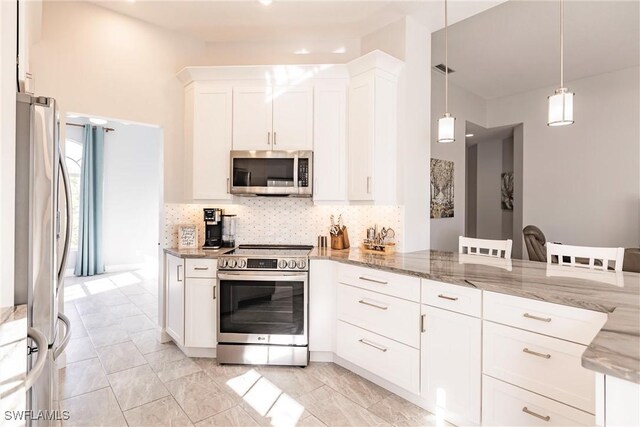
438;113;455;143
437;0;456;143
548;0;574;127
548;87;574;126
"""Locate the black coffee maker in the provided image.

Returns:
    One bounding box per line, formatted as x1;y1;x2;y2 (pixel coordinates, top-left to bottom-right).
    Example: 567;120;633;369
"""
203;208;223;249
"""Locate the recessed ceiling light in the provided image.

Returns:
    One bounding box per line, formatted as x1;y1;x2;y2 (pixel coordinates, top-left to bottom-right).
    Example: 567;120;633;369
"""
89;118;108;125
332;47;346;54
294;49;310;55
258;0;272;5
465;133;474;137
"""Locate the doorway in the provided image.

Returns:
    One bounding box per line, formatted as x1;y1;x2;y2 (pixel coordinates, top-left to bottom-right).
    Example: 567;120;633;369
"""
465;121;523;257
63;115;162;281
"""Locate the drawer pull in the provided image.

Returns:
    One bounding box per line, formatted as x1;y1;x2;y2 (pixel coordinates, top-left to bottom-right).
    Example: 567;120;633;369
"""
437;294;458;301
194;267;209;271
358;338;387;352
523;348;551;359
523;313;552;322
522;407;550;422
358;276;388;285
212;285;216;300
358;299;388;310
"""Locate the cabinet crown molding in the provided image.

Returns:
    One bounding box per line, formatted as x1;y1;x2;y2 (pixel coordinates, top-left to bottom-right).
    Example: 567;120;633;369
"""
346;50;404;79
177;64;349;85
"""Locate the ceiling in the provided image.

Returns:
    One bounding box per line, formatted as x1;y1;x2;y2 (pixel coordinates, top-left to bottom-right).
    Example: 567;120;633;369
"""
433;0;640;99
92;0;428;43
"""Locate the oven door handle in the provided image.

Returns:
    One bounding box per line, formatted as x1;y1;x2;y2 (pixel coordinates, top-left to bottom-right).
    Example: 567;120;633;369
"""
218;272;307;281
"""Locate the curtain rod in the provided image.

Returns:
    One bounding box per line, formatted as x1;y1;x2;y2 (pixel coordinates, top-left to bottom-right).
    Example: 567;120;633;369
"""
66;122;115;132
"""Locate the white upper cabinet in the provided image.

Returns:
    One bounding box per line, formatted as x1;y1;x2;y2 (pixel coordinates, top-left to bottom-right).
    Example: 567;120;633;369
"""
313;83;347;202
186;82;232;200
233;85;313;151
272;86;313;150
232;86;273;150
347;50;403;203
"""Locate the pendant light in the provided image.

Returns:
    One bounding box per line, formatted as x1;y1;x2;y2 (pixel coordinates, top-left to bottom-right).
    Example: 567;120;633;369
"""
437;0;455;143
547;0;574;126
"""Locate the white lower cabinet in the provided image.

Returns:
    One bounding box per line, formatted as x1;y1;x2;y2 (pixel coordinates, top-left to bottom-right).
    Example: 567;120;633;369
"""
483;321;595;413
184;278;217;348
337;283;420;348
482;375;595;426
421;304;482;426
166;255;217;349
166;254;185;345
309;260;336;353
336;320;420;394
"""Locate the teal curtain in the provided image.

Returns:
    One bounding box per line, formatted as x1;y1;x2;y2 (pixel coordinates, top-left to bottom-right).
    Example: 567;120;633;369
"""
74;125;105;276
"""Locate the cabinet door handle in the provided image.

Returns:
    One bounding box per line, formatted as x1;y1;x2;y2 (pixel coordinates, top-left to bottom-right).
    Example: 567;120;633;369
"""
213;286;216;300
523;348;551;359
194;267;209;271
358;276;388;285
358;299;388;310
227;178;230;193
358;338;387;352
437;294;458;301
177;265;183;282
274;131;277;145
421;314;426;333
522;407;550;422
366;176;371;194
267;131;271;145
523;313;552;322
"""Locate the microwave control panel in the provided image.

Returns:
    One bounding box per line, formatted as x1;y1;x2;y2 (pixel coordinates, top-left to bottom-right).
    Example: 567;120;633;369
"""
298;158;309;188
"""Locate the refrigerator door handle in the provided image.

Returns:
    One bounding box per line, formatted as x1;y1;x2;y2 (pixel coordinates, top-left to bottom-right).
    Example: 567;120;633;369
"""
25;327;49;392
53;312;72;360
57;154;72;289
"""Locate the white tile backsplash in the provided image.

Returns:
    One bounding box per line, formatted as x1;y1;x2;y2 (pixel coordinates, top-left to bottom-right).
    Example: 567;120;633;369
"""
163;198;404;250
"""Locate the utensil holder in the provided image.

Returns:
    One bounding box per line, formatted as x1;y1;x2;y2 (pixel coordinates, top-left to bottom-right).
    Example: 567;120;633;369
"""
331;233;344;250
342;227;350;249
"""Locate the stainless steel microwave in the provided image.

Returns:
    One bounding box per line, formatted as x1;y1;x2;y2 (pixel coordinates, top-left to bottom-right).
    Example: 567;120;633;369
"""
230;150;313;197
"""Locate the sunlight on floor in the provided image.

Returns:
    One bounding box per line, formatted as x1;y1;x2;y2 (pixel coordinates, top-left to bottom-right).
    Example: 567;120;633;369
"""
226;369;305;426
63;269;154;302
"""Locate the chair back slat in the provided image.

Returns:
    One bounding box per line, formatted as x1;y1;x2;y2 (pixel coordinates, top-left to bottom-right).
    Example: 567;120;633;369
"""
459;237;513;259
546;243;624;272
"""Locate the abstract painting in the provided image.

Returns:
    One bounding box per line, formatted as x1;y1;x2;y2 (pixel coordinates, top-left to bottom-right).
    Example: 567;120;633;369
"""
430;158;454;218
501;172;514;210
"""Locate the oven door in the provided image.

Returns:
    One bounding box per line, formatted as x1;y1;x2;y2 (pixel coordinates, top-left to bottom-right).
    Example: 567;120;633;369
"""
217;271;308;346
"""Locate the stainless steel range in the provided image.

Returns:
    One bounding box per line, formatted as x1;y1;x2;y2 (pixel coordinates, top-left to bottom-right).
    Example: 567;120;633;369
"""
216;245;312;367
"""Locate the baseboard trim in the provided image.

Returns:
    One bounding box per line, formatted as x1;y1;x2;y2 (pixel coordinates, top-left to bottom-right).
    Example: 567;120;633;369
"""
310;351;334;362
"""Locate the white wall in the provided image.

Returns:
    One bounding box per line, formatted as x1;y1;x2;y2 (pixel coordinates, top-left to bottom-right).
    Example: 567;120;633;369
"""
476;138;503;240
0;0;17;310
488;66;640;248
30;1;209;203
430;75;487;252
102;123;162;269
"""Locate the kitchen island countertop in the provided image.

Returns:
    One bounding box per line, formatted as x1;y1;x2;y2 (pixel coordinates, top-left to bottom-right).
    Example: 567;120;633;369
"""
310;247;640;384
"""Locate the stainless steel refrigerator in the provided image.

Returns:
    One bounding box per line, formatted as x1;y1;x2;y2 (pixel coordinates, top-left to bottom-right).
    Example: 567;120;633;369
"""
15;93;72;425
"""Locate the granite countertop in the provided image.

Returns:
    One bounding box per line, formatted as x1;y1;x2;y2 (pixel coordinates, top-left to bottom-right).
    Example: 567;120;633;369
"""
164;247;235;258
311;248;640;384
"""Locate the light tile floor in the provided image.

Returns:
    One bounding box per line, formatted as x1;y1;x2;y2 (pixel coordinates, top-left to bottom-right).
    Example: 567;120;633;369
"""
60;269;443;427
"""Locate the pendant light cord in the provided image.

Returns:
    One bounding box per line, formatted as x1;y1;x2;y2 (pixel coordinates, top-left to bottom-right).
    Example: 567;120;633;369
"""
445;0;449;113
560;0;564;88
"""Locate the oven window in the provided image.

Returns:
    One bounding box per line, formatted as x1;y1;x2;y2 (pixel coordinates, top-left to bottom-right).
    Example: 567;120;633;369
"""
232;158;295;187
219;279;304;335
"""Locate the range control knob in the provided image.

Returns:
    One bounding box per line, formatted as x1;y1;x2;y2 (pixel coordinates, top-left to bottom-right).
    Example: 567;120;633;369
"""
228;259;237;268
288;260;297;269
218;258;228;268
296;259;307;269
238;259;247;268
278;259;288;269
